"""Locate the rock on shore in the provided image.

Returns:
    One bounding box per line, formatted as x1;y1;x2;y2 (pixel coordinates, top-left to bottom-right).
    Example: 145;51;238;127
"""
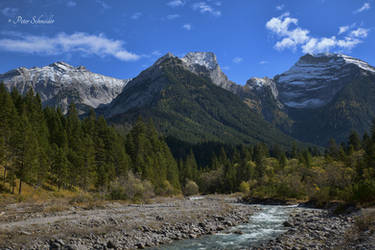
255;207;375;249
0;196;256;250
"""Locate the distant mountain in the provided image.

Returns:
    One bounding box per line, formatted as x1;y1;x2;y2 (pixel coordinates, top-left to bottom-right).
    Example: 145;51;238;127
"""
276;54;375;145
178;52;292;131
176;52;375;146
0;62;130;114
3;52;374;147
99;53;297;147
275;53;375;109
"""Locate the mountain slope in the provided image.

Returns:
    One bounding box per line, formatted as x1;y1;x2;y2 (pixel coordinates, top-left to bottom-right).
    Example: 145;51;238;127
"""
179;52;291;130
0;62;130;114
276;53;375;109
274;53;375;145
100;53;297;147
287;72;375;145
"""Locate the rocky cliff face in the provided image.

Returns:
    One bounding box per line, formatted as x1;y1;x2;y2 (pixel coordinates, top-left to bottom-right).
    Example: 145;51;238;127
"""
0;62;129;114
275;53;375;109
273;53;375;145
180;52;240;92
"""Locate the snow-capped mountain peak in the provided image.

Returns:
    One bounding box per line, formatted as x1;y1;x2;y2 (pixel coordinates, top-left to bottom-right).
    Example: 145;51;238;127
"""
0;62;130;113
340;54;375;73
246;77;279;99
181;52;218;71
49;61;75;72
180;52;238;91
276;53;375;109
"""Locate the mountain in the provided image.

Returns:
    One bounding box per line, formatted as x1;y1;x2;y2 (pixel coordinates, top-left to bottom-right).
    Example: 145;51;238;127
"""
3;52;374;147
275;53;375;109
99;53;297;147
178;52;375;146
0;62;130;114
273;53;375;145
180;52;239;92
179;52;291;129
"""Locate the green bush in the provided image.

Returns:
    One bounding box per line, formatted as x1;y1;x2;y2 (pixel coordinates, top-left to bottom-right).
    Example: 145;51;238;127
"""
239;181;250;195
352;180;375;203
184;180;199;196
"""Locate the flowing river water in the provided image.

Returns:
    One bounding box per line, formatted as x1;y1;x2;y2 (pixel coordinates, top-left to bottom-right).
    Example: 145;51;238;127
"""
156;205;298;249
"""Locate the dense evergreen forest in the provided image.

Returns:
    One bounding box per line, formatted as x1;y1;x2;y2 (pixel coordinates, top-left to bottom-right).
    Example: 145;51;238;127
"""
1;83;375;205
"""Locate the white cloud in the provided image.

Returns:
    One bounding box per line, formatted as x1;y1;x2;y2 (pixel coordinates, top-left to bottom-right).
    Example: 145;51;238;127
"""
266;13;298;36
0;32;140;61
166;14;180;20
182;24;192;30
232;57;243;64
131;12;142;20
302;36;362;54
276;4;284;11
338;25;349;35
354;2;370;13
96;0;110;9
259;60;269;64
192;2;221;16
151;50;162;57
1;7;18;17
266;13;309;50
336;37;361;50
350;28;369;38
266;13;369;54
167;0;185;7
66;1;76;7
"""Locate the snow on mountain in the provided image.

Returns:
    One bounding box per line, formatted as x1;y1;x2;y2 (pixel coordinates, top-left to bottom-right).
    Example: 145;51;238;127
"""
180;52;239;91
0;62;130;113
245;77;279;99
181;52;218;71
276;53;375;109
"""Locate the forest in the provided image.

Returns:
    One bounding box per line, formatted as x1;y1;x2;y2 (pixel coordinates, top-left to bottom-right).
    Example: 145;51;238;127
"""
1;83;375;206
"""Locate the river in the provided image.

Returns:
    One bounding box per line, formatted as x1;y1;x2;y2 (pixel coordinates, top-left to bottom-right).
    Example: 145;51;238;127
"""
155;205;298;249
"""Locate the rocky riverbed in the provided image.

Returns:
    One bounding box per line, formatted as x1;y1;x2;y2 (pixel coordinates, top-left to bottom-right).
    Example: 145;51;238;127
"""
0;195;256;249
256;206;375;250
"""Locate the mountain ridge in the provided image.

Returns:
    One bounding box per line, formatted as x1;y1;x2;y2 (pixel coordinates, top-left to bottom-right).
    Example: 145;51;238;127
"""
0;61;130;114
2;52;375;146
99;54;298;147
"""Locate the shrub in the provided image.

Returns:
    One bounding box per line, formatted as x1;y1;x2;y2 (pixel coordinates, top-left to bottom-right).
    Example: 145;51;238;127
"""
239;181;250;195
352;180;375;203
108;172;155;201
184;180;199;196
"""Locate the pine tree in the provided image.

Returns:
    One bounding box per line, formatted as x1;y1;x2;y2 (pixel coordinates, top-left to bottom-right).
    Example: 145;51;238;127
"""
349;130;361;151
51;145;70;190
12;110;40;194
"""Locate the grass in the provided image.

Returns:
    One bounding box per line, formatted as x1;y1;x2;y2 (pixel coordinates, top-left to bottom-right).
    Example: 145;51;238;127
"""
0;165;96;205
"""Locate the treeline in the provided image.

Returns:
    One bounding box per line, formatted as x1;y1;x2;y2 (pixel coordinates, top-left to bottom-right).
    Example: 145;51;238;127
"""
0;84;180;198
201;128;375;206
171;124;375;205
1;82;375;205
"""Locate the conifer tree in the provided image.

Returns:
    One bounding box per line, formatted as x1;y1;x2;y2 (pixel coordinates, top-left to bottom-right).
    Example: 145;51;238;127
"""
12;110;40;194
349;131;361;151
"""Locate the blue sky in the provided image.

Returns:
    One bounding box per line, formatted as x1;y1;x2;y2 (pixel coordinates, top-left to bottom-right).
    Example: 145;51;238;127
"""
0;0;374;84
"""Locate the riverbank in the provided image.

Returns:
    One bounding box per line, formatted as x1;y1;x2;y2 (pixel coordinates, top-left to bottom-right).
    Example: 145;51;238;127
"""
256;206;375;249
0;195;256;249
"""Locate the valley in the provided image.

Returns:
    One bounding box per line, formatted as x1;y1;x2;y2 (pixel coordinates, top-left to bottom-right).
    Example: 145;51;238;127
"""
1;1;375;249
